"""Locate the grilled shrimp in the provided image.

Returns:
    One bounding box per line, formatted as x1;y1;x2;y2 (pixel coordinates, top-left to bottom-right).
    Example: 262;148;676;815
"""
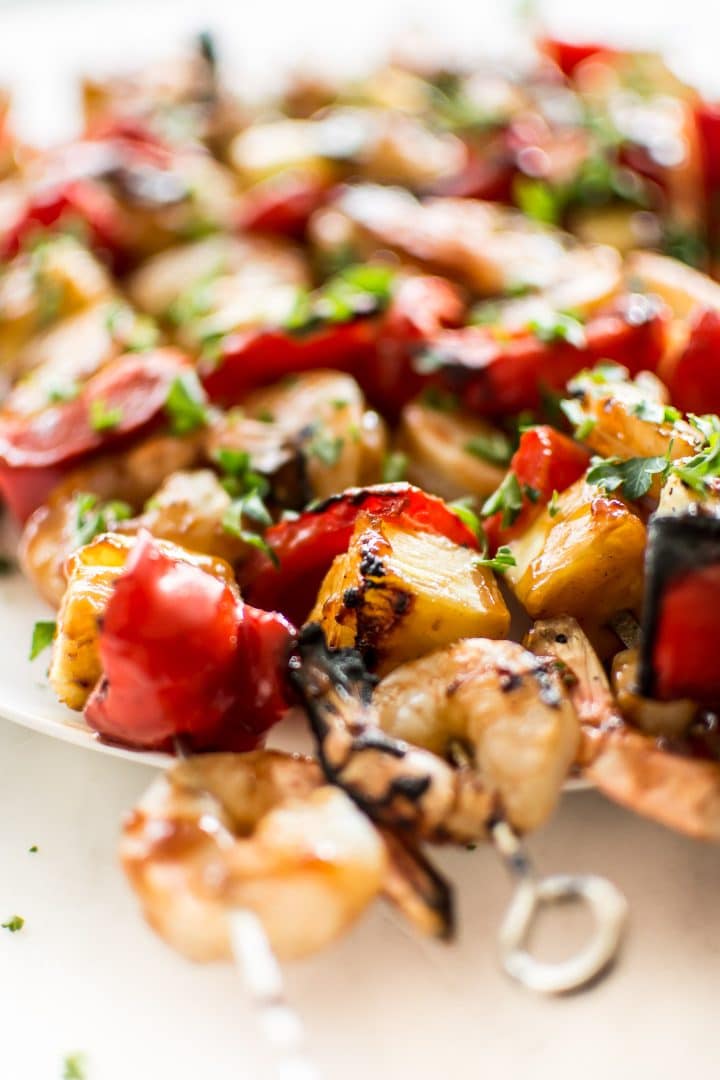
121;750;453;962
525;617;720;840
20;432;204;606
290;626;578;840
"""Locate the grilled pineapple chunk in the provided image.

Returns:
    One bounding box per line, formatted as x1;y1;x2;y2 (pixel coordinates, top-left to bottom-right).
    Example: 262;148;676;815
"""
309;513;510;674
50;533;236;711
505;478;646;624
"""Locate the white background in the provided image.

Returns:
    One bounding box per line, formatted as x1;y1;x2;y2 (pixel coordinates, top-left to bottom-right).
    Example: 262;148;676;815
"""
1;2;720;1078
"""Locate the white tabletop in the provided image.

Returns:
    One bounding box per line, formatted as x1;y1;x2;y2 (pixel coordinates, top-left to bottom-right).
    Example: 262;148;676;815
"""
1;717;719;1080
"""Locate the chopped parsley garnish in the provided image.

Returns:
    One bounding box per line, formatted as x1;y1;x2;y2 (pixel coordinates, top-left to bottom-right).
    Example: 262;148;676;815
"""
481;471;524;527
1;915;24;933
687;413;720;442
29;621;56;661
74;493;133;547
164;372;210;435
307;429;344;466
548;490;561;518
284;264;395;334
449;497;484;541
662;224;707;269
47;382;80;404
105;303;159;352
474;545;517;573
464;431;512;466
62;1052;87;1080
513;175;562;225
29;845;38;853
166;266;223;326
560;397;597;440
256;408;275;423
89;399;123;432
672;433;720;494
529;310;586;349
381;451;408;483
631;400;681;425
586;454;670;500
469;301;502;326
213;447;277;561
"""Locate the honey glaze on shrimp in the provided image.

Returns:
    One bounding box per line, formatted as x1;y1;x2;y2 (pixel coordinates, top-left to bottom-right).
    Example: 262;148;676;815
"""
121;750;454;962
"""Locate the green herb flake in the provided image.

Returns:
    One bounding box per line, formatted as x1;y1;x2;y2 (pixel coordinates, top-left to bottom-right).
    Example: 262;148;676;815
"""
1;915;24;933
420;386;459;413
29;845;38;853
62;1052;87;1080
529;310;586;349
464;431;512;466
672;433;720;494
47;382;80;404
469;301;501;327
381;452;408;483
586;454;670;500
307;430;344;467
164;372;210;435
74;492;133;547
560;397;597;440
481;471;524;527
548;490;561;518
29;620;56;661
513;175;562;225
89;399;123;433
631;400;681;425
474;545;517;573
687;413;720;442
448;497;484;541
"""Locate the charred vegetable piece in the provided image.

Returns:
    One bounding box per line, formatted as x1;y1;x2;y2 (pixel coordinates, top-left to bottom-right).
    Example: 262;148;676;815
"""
506;477;647;626
483;425;590;551
309;512;509;674
640;514;720;704
50;532;234;711
417;294;668;417
241;483;479;625
84;531;294;751
0;348;198;521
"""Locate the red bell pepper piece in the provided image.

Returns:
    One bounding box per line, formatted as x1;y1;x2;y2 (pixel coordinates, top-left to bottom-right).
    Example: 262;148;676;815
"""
362;275;465;417
660;306;720;415
84;531;295;751
426;145;515;202
538;37;616;78
235;172;331;238
0;348;193;521
694;102;720;193
242;483;479;624
483;425;590;551
423;295;668;417
200;317;377;406
650;563;720;702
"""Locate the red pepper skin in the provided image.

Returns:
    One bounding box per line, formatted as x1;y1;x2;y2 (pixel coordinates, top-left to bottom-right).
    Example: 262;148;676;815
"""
483;426;590;551
200;319;377;406
235;173;330;238
651;564;720;702
425;146;515;202
538;37;616;77
424;296;668;418
661;306;720;415
362;275;465;417
242;483;479;624
0;178;126;262
84;531;295;751
0;348;193;521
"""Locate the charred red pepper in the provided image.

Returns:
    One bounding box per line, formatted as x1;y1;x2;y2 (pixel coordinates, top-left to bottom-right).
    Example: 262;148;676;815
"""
84;531;294;751
242;483;479;624
421;294;668;418
0;348;194;521
483;425;590;551
640;515;720;704
538;37;616;78
235;172;331;238
660;306;720;415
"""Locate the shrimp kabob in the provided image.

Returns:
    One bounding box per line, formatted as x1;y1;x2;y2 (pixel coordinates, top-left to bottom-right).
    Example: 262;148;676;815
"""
5;29;720;1068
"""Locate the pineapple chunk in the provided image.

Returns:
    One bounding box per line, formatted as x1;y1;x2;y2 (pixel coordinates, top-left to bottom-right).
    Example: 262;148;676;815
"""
50;533;236;711
506;479;646;624
309;513;510;674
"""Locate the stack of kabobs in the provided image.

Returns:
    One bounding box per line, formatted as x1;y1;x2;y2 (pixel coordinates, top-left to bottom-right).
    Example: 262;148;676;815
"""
2;31;720;1020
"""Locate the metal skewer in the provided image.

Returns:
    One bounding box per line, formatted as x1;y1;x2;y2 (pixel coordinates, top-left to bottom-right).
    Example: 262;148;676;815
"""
173;739;321;1080
491;820;628;994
